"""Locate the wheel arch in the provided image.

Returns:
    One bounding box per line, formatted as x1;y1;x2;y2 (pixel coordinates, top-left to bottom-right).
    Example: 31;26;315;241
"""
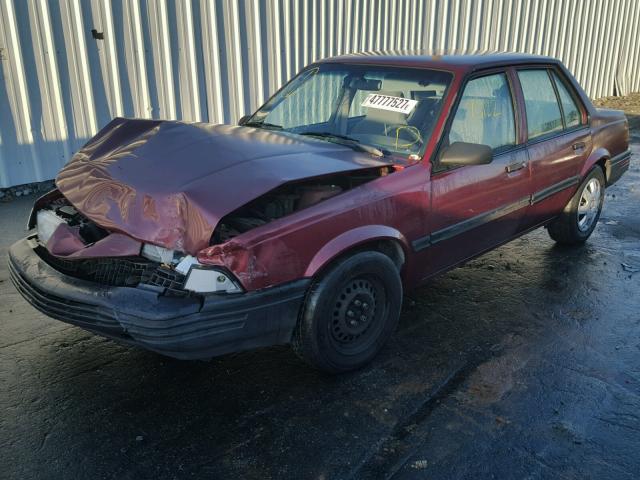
581;146;610;182
304;225;409;280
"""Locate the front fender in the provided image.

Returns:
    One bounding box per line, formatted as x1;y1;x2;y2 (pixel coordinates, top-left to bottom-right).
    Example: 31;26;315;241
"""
304;225;409;278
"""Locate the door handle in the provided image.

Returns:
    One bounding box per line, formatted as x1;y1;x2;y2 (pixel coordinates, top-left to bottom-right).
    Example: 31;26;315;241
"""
572;142;586;151
505;161;527;173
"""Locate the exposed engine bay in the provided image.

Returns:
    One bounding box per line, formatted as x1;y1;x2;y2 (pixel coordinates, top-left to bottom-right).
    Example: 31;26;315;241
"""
211;166;393;244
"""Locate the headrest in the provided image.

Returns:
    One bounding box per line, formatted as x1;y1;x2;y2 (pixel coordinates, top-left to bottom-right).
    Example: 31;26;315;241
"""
412;90;438;100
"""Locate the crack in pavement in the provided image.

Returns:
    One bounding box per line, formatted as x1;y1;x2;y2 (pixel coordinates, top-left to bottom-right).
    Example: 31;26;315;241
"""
347;352;495;480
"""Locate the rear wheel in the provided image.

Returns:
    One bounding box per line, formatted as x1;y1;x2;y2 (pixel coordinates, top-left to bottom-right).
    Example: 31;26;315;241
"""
547;167;605;245
292;251;402;374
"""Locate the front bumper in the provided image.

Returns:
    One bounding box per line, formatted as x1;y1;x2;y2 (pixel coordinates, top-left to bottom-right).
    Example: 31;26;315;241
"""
9;236;309;360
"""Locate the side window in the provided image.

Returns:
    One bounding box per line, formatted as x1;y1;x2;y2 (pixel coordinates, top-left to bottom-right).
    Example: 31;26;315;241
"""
448;73;516;151
517;69;563;139
552;71;582;128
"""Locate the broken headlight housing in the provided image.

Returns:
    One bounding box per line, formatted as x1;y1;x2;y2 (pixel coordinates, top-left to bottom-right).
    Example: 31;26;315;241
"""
36;209;66;244
175;255;242;294
142;244;242;294
141;243;177;264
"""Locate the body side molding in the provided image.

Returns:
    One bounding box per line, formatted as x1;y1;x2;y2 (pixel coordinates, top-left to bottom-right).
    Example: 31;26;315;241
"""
413;175;584;252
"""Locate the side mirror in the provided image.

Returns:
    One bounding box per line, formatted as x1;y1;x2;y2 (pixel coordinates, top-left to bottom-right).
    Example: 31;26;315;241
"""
439;142;493;167
238;114;251;125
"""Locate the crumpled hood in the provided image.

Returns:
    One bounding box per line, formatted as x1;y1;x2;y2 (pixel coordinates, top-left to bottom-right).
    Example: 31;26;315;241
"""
56;118;391;254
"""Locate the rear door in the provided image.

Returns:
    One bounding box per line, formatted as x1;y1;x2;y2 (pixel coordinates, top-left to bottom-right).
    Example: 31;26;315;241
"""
516;67;592;228
424;69;531;277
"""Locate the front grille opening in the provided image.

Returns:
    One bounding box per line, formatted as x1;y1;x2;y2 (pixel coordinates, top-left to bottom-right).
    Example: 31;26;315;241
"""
36;245;154;286
34;194;191;296
34;245;188;295
147;266;189;297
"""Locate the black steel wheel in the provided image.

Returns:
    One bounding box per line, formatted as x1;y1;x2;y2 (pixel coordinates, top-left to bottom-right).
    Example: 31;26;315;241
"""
292;251;402;373
328;276;387;355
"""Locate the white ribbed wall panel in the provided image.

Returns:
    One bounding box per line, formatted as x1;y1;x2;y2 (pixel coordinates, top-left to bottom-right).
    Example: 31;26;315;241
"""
1;0;639;187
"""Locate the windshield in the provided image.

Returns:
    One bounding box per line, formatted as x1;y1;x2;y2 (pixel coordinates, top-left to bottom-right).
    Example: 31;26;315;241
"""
247;63;452;158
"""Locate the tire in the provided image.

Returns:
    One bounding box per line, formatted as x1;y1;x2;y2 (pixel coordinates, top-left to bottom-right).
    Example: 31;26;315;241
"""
547;166;605;245
292;251;402;374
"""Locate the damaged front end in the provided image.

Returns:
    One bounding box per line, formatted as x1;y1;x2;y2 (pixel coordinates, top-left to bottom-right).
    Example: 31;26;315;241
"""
30;191;243;296
28;117;398;294
9;231;309;359
10;188;323;360
30;164;392;295
9;117;402;359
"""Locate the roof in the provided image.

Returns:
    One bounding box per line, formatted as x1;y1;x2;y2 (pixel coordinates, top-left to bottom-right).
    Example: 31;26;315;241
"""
318;50;559;73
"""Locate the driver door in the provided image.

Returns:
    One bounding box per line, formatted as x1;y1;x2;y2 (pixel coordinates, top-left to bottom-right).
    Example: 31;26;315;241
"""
426;70;531;276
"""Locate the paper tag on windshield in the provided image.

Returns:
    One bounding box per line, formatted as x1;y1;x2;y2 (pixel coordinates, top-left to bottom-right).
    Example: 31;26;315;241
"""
361;94;417;114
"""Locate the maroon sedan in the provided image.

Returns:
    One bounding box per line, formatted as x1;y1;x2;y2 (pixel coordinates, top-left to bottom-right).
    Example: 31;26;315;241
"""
9;52;630;373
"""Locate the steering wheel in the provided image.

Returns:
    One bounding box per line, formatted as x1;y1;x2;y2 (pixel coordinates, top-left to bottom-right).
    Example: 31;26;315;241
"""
383;124;423;150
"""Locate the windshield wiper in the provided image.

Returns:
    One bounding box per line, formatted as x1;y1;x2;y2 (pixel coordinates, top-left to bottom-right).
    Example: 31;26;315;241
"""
300;131;356;142
298;131;384;157
243;121;283;130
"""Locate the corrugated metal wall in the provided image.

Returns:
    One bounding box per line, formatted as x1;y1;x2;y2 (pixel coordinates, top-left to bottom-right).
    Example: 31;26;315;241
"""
1;0;639;188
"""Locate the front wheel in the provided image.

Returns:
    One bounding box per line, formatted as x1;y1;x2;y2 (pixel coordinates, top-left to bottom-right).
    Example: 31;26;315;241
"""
292;251;402;374
547;167;605;245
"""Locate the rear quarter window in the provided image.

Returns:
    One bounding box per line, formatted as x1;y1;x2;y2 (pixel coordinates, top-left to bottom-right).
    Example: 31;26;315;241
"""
518;69;563;140
551;71;583;128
